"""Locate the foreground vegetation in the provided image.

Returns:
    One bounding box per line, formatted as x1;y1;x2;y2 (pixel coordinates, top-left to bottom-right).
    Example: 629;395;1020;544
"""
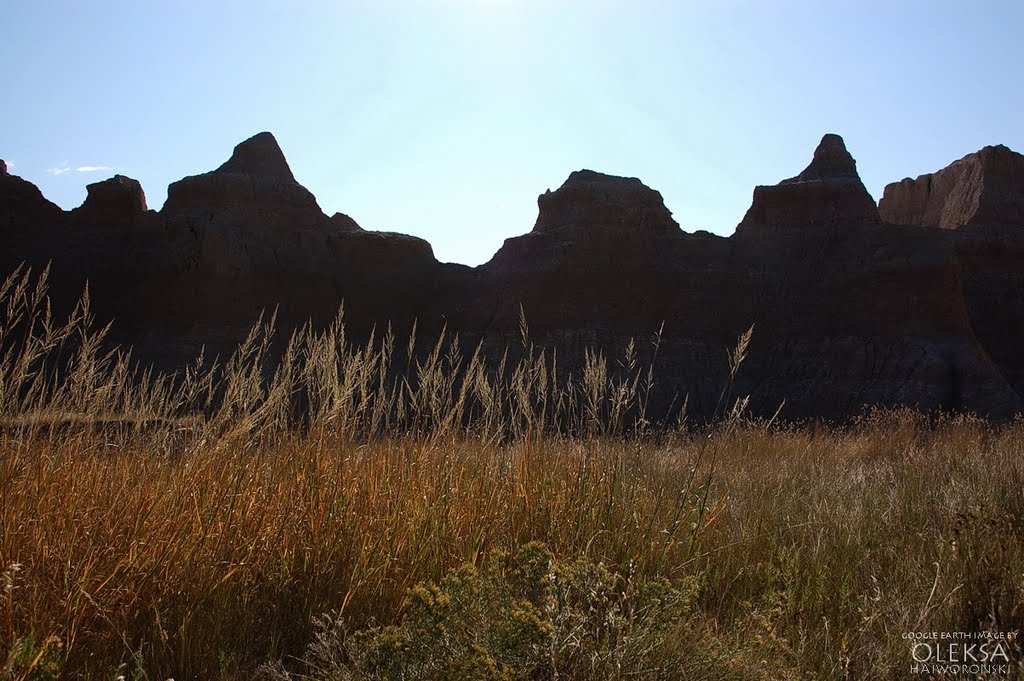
1;269;1022;679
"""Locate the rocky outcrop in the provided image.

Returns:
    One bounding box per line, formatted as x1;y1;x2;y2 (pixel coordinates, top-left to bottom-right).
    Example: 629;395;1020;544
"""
3;133;1024;421
0;162;64;235
481;170;727;344
215;131;297;182
879;145;1024;229
149;132;443;351
876;145;1024;398
532;170;679;235
73;175;148;224
737;134;880;231
328;212;363;232
163;131;326;231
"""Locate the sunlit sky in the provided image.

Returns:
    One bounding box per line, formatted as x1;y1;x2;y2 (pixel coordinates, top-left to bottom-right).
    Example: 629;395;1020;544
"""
3;1;1022;265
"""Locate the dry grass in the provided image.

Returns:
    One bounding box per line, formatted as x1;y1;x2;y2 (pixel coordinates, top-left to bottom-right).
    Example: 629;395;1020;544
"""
1;268;1022;679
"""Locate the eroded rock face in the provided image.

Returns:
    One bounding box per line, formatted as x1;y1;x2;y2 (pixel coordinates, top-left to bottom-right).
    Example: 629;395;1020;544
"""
328;212;363;232
74;175;148;224
3;132;1024;421
150;132;443;348
875;145;1024;401
482;170;736;335
738;134;880;231
215;131;297;182
163;131;326;230
879;145;1024;228
532;170;679;235
0;164;64;235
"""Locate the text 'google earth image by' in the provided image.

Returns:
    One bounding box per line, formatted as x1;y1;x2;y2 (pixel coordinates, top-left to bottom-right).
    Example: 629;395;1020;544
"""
2;1;1023;679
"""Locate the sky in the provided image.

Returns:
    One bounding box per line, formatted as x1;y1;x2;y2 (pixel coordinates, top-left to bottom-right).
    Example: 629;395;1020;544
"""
2;0;1022;265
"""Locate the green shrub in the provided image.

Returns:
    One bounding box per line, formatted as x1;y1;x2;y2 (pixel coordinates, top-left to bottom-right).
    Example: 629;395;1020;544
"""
261;542;742;681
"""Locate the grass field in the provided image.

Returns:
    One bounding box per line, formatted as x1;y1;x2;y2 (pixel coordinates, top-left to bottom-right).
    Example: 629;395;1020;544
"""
1;269;1022;679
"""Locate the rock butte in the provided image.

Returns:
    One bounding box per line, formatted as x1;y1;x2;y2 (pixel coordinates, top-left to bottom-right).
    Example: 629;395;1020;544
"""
3;131;1024;421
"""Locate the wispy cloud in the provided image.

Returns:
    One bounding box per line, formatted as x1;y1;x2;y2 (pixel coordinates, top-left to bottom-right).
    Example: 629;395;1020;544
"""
46;161;113;176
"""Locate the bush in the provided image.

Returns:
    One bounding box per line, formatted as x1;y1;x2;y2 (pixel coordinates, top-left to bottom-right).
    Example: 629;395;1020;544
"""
259;542;749;681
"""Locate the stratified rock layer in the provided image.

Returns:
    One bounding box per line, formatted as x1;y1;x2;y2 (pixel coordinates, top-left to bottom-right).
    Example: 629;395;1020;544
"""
738;134;880;231
163;131;325;230
3;132;1024;421
879;145;1024;228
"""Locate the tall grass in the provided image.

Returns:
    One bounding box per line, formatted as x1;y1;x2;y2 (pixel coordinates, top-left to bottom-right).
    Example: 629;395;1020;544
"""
1;268;1022;679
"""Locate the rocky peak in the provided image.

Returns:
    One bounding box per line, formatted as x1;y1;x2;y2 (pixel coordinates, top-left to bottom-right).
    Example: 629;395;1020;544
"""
215;131;296;183
785;133;860;184
879;144;1024;229
532;169;679;235
162;131;324;224
77;175;148;222
328;212;363;232
0;165;65;231
737;133;880;232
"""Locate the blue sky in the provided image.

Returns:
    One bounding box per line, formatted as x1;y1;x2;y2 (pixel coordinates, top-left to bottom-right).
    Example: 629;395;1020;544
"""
3;0;1022;265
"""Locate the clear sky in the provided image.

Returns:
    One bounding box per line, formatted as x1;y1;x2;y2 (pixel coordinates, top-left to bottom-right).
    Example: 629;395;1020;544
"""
3;0;1022;265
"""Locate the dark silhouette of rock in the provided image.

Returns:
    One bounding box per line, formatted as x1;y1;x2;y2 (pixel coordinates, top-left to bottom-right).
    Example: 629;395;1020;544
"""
482;170;735;336
788;133;861;182
216;131;297;182
3;132;1024;422
163;131;325;231
532;170;679;235
738;134;880;231
145;132;443;354
0;160;7;175
879;145;1024;228
0;164;64;236
73;175;148;224
328;212;363;232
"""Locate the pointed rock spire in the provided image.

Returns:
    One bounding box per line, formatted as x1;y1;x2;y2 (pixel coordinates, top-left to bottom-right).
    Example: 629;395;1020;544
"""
737;133;879;232
162;131;325;226
785;133;861;184
215;131;296;183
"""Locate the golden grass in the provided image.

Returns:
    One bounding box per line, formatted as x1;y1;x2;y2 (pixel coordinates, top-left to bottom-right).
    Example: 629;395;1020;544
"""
1;268;1022;679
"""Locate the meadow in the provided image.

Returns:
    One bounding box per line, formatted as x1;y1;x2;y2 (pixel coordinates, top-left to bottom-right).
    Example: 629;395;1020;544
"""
1;268;1021;680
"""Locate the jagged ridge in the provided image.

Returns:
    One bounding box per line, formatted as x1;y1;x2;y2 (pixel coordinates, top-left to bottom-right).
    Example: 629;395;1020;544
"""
2;132;1024;421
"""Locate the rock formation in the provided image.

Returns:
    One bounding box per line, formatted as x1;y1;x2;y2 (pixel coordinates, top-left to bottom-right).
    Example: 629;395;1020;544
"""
215;131;297;182
163;131;326;230
3;132;1024;421
879;144;1024;228
532;170;679;235
1;159;64;235
737;134;880;231
73;175;148;224
328;212;363;232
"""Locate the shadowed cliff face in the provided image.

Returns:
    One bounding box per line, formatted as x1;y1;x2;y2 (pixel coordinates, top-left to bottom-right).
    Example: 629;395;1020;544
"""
2;132;1024;421
738;134;881;232
879;145;1024;229
877;144;1024;399
532;170;680;235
